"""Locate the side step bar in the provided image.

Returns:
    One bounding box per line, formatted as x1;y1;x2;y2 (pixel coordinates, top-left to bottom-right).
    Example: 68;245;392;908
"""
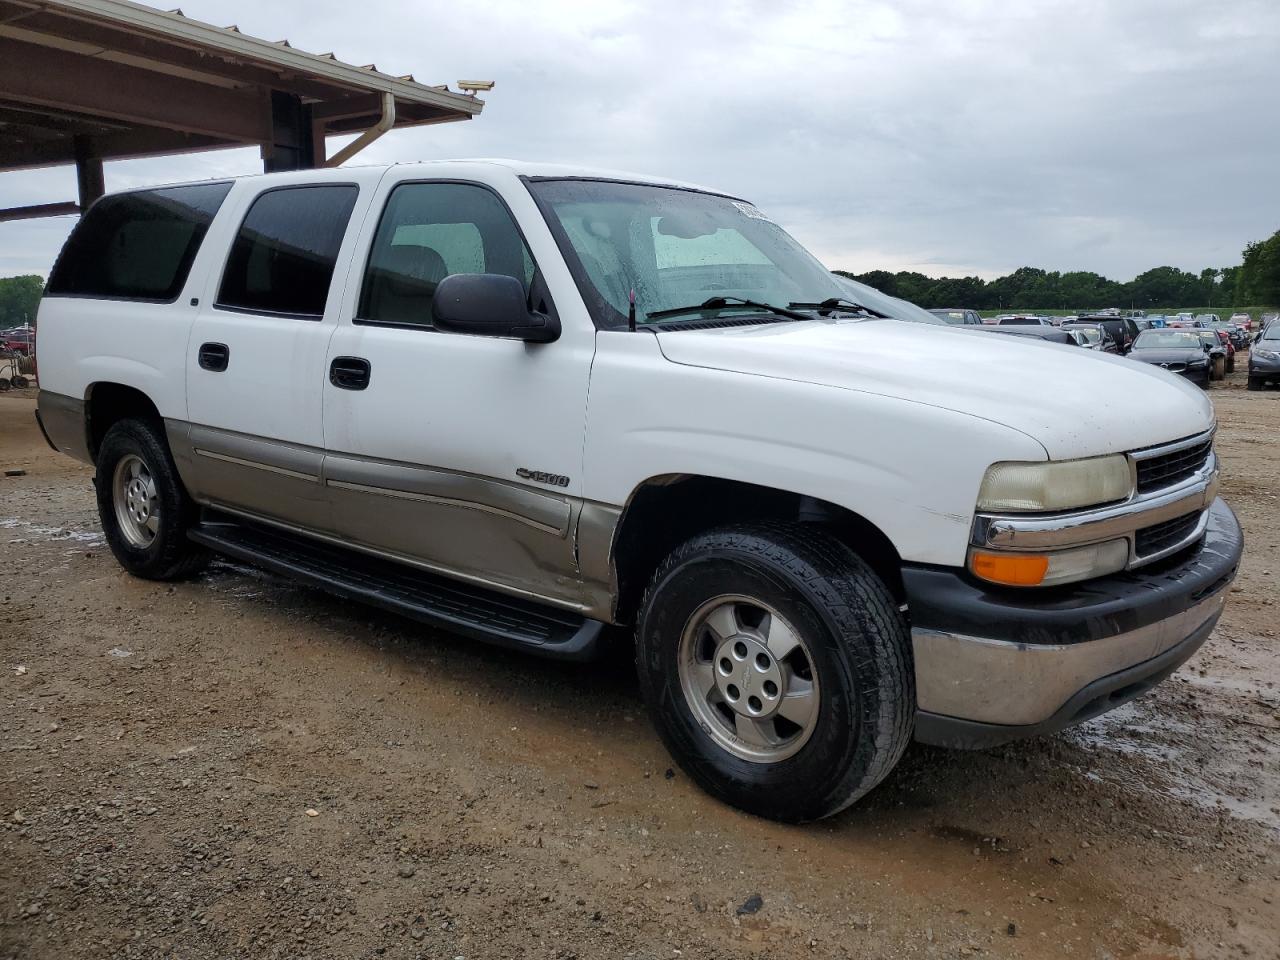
188;514;605;661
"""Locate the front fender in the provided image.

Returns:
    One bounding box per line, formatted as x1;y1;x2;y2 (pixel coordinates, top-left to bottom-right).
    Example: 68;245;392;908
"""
583;333;1047;567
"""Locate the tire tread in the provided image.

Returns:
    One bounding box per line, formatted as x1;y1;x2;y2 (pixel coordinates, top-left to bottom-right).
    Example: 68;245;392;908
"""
637;521;913;821
95;418;209;581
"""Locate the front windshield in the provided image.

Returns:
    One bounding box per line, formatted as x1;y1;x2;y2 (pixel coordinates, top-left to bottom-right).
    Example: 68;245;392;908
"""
528;179;852;327
1262;325;1280;341
1134;330;1203;349
1075;327;1101;344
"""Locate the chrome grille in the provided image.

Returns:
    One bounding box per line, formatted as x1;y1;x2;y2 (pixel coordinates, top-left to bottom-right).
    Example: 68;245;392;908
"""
1135;436;1213;494
1135;511;1201;558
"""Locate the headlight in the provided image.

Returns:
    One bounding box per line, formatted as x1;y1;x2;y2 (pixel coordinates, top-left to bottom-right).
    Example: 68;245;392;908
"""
977;455;1133;513
969;539;1130;588
1189;357;1208;366
1255;349;1279;361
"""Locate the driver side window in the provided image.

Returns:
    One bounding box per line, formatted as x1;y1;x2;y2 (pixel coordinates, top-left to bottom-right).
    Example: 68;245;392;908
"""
357;182;535;329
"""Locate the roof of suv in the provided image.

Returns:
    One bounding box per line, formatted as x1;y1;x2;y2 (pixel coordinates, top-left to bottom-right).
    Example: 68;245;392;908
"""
111;159;724;198
443;158;712;189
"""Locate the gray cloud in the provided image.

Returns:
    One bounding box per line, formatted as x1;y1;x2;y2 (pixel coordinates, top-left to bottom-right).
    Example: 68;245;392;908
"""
2;0;1277;281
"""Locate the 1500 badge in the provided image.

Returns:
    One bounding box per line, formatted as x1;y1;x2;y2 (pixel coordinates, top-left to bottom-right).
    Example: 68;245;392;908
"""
516;468;571;488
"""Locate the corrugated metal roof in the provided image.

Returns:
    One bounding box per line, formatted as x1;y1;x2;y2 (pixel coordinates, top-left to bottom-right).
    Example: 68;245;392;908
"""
44;0;486;113
0;0;489;176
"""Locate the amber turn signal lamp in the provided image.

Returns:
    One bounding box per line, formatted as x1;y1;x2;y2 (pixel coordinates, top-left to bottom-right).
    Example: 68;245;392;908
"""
970;551;1049;587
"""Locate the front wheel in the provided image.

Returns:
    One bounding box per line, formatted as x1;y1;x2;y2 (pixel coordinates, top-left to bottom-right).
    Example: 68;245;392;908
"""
95;419;208;580
636;523;914;822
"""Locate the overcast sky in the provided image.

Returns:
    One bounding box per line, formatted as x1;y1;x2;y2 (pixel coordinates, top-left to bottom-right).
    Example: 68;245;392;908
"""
3;0;1278;281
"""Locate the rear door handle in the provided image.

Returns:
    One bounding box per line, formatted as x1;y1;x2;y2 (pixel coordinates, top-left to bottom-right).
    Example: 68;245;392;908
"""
197;342;229;372
329;356;371;390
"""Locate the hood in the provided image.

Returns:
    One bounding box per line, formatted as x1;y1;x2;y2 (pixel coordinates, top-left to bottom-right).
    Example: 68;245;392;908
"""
1128;348;1210;365
656;319;1214;460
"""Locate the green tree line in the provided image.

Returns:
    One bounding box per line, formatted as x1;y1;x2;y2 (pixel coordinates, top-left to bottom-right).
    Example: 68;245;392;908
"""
3;227;1278;324
0;274;42;327
839;228;1280;312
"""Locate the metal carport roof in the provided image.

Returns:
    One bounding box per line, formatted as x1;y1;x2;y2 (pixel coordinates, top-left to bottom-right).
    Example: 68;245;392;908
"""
0;0;487;219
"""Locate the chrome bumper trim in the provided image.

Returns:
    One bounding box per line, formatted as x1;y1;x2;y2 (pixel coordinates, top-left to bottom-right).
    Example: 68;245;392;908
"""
912;583;1229;726
973;455;1218;567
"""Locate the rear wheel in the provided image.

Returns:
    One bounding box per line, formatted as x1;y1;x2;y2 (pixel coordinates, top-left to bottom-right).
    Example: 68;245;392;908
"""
636;523;913;822
95;418;208;580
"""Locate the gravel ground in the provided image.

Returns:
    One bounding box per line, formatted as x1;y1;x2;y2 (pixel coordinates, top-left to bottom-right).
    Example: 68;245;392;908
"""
1;369;1277;960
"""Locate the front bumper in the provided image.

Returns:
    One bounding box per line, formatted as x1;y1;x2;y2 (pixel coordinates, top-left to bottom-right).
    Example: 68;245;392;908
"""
907;497;1242;749
1248;352;1280;378
1132;358;1211;383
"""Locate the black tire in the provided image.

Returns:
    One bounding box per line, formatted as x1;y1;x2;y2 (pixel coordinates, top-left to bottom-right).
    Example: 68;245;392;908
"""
95;418;208;580
10;375;28;388
1247;377;1262;391
636;523;913;822
0;378;10;392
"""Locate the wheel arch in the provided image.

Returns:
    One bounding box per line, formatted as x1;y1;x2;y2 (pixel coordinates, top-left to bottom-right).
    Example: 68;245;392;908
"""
83;382;164;462
608;474;905;625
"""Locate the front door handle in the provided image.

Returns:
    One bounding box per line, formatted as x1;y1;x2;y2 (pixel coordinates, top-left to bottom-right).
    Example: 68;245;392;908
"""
197;342;229;372
329;356;371;391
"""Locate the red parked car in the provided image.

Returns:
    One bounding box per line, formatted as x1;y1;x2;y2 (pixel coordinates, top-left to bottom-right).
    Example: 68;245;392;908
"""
2;328;34;355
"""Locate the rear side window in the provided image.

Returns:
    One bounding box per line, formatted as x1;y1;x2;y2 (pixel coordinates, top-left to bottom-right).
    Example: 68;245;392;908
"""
217;185;359;318
46;182;232;301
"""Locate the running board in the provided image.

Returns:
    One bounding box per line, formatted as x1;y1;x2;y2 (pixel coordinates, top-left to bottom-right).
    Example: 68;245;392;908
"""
188;515;604;661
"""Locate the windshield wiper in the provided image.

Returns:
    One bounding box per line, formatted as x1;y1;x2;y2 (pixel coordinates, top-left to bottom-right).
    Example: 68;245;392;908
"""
787;297;890;319
644;296;813;323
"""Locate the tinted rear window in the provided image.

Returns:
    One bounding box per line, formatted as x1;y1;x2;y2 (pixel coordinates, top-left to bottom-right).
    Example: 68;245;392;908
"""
46;182;232;301
216;185;359;318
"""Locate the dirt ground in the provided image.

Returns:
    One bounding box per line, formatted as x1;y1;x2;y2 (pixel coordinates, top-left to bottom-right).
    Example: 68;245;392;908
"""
1;366;1277;960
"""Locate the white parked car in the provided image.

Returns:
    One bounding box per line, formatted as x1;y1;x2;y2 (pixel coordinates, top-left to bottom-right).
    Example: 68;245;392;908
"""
35;161;1242;821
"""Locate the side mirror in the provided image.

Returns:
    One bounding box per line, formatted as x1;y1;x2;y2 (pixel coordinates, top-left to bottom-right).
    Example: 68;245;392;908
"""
433;274;560;344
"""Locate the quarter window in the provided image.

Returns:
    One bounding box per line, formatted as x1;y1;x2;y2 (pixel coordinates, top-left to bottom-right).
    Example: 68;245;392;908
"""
46;182;232;301
358;182;536;328
217;185;358;318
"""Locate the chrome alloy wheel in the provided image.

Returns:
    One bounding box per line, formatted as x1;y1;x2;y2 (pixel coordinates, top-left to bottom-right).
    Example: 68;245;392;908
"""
677;595;820;763
112;453;160;548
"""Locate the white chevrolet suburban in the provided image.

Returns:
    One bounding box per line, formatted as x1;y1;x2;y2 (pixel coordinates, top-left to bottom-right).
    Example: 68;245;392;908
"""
35;161;1242;822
